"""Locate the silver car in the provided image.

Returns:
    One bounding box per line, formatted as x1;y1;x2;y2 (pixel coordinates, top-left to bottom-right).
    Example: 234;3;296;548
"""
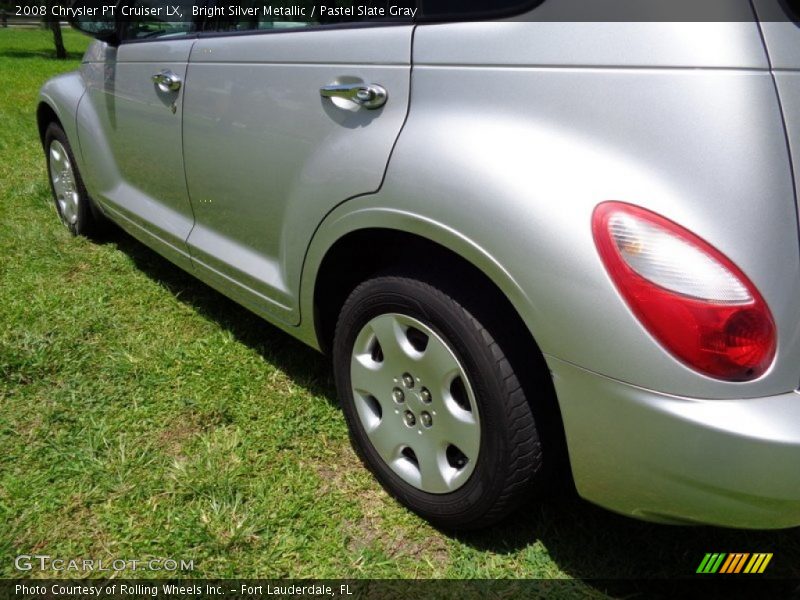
38;0;800;530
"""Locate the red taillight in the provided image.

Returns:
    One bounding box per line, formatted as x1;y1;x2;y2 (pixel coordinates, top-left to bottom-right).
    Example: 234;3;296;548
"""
592;201;776;381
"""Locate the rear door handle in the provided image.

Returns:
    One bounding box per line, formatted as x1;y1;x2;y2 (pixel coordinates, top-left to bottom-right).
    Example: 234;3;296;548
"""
320;83;387;109
152;70;182;93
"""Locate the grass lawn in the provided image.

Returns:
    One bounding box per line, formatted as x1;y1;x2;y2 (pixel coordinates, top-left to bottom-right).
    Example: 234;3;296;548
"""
1;26;799;592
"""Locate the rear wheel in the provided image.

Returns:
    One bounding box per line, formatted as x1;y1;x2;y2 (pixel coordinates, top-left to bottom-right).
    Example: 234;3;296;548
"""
333;274;549;530
45;122;104;237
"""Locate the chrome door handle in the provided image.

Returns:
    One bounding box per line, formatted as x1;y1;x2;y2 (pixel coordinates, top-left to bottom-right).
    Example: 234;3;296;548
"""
152;70;182;93
320;83;387;110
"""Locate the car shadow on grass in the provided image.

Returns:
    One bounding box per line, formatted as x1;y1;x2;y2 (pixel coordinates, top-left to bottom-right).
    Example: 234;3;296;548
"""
100;225;800;587
456;492;800;584
101;225;337;405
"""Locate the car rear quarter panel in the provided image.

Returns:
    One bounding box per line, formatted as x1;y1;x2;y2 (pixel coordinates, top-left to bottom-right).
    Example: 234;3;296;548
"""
305;21;800;399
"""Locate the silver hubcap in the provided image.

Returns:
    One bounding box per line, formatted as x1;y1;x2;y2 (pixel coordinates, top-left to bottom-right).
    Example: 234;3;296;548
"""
350;313;481;494
49;141;79;226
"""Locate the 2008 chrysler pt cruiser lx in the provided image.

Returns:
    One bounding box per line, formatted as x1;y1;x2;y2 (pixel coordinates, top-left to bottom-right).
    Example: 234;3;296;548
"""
37;0;800;530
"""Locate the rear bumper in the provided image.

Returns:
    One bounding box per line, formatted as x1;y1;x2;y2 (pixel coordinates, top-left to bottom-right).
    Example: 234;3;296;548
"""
548;356;800;529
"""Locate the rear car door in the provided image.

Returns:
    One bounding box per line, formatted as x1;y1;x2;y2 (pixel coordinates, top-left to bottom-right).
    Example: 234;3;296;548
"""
181;3;414;324
77;1;201;269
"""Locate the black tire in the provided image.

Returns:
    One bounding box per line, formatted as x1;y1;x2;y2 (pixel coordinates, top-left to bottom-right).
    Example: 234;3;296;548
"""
44;122;105;238
333;273;548;530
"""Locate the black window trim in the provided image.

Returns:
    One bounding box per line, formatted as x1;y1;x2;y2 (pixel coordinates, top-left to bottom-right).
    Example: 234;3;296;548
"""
114;0;545;44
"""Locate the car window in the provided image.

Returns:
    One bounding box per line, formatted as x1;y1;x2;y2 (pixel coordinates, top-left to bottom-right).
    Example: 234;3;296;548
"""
206;1;414;32
122;0;202;40
420;0;543;19
209;0;313;32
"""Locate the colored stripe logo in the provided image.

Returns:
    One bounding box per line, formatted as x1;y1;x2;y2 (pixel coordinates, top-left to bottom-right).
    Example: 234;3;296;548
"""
696;553;772;574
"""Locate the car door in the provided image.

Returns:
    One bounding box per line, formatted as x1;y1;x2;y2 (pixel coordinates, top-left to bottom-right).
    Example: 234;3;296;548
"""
76;0;201;269
181;4;414;325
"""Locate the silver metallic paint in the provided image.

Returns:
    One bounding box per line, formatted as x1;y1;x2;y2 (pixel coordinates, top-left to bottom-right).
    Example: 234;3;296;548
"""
549;355;800;529
366;60;800;399
181;27;412;323
78;39;196;271
38;13;800;527
39;71;86;164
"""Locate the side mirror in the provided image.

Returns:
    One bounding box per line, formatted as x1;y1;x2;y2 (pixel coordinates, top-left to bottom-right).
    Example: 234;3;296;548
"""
69;1;120;46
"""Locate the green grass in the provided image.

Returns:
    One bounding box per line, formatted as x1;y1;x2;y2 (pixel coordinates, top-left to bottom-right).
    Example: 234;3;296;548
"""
1;26;799;592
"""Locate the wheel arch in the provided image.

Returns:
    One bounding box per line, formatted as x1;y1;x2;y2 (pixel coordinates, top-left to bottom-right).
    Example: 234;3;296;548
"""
303;208;540;356
37;102;62;146
304;213;570;482
36;71;87;160
311;227;527;355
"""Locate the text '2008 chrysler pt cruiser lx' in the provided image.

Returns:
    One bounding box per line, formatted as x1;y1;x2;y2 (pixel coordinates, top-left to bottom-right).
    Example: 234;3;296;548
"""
38;0;800;529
